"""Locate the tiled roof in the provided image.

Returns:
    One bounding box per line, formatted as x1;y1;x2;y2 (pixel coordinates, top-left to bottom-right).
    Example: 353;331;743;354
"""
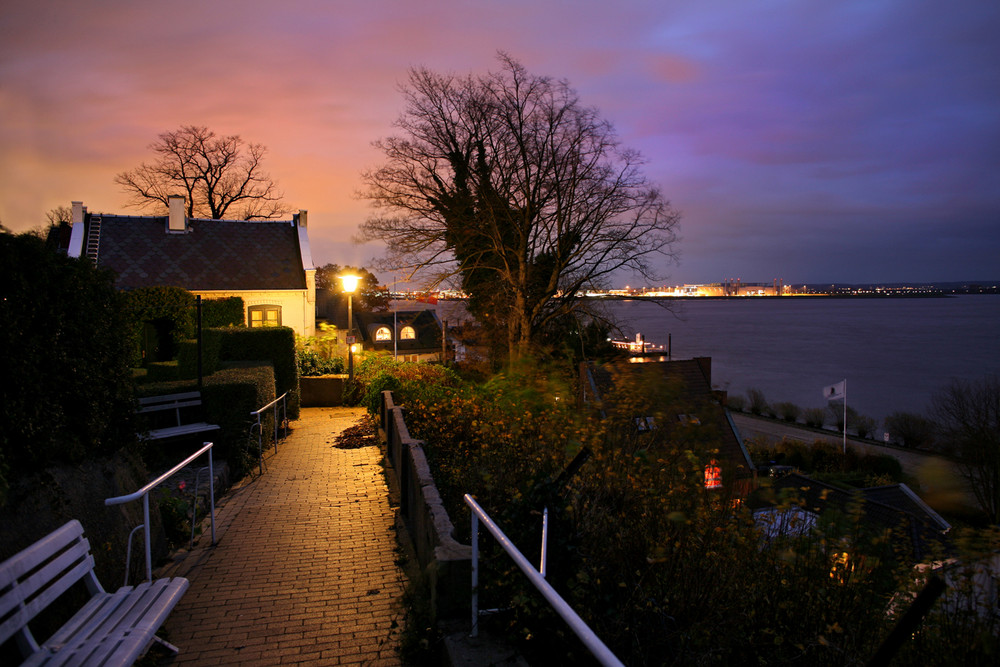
770;473;950;561
582;358;756;479
92;214;305;290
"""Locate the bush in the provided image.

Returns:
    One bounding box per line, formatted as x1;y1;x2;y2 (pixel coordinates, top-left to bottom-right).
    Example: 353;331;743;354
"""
773;401;801;422
217;327;299;418
0;233;140;504
124;286;195;365
202;364;277;479
296;349;345;377
852;414;878;439
726;394;746;412
177;328;223;379
201;296;244;328
884;411;938;449
803;407;827;428
746;387;768;415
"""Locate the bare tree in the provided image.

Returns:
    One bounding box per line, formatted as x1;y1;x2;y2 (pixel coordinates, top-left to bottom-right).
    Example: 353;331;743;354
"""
934;375;1000;523
115;125;288;220
359;54;680;361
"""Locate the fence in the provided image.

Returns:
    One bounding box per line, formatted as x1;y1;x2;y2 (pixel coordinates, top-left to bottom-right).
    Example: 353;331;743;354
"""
105;441;216;584
250;391;288;475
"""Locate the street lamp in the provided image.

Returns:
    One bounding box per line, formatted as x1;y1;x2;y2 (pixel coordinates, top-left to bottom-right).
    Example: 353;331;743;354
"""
340;275;360;381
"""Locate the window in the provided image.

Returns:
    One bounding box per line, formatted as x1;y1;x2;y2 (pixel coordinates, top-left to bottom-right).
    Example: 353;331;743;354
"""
704;460;722;489
248;305;281;328
375;326;392;341
634;416;656;432
400;325;416;340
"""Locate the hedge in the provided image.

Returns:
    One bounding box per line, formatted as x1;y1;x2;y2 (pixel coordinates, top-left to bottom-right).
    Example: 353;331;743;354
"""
0;233;140;505
217;327;300;418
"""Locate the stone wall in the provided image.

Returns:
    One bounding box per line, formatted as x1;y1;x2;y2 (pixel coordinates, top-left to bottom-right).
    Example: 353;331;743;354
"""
378;391;471;619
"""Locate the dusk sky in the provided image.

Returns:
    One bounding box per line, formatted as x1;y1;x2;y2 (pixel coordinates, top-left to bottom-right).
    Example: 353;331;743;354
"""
2;0;998;286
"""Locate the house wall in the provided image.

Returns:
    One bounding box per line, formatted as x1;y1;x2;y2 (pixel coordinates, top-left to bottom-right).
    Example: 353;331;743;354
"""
192;289;316;337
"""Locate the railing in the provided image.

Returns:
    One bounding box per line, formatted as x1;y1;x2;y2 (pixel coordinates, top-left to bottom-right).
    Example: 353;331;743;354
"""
106;442;216;584
464;494;624;667
250;392;288;475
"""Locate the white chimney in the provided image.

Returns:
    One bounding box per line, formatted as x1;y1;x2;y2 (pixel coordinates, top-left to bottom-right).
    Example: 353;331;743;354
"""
296;209;308;227
168;195;187;232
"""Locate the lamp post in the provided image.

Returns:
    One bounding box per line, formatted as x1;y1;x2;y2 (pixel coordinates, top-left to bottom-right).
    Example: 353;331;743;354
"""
340;274;360;381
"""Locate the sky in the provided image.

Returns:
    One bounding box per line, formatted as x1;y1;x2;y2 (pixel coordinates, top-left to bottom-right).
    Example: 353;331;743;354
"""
2;0;998;286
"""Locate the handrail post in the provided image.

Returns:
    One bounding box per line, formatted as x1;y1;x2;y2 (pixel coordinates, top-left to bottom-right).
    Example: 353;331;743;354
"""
471;510;480;638
142;493;152;582
208;445;216;544
541;506;549;579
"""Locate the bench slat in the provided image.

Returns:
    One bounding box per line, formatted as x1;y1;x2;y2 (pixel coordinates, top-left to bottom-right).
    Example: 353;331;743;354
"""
137;399;204;414
1;521;188;666
31;578;189;667
137;391;201;406
146;423;220;440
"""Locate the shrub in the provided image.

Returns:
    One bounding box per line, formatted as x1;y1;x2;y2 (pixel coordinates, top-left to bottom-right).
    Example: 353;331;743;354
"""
884;411;938;449
202;364;277;478
201;296;244;328
0;233;140;504
124;286;196;365
773;401;801;422
746;387;768;415
852;414;878;439
296;349;345;377
726;394;746;412
803;407;827;428
217;327;299;418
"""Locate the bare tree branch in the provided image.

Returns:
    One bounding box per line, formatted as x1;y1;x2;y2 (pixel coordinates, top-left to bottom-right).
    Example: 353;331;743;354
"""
359;55;680;360
115;125;290;220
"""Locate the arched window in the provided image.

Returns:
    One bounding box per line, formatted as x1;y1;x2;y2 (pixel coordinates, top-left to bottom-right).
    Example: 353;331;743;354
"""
375;326;392;341
248;305;281;328
400;325;416;340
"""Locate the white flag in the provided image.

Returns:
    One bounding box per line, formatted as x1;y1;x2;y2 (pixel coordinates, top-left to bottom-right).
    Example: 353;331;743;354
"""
822;380;845;401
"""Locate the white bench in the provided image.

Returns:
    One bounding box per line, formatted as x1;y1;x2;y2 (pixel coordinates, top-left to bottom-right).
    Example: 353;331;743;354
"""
0;520;189;666
138;391;220;441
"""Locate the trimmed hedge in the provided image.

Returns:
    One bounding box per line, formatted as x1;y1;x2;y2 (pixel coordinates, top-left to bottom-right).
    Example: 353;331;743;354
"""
217;327;300;418
201;296;244;328
202;364;277;478
177;328;223;379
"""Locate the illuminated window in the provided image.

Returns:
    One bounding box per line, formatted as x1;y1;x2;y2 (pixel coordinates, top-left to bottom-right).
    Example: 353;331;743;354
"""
704;460;722;489
248;305;281;328
375;326;392;341
400;325;416;340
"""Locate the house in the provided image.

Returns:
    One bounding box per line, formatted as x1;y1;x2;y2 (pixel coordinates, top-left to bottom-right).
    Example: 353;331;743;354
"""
580;357;757;494
353;309;444;363
66;196;316;336
755;472;952;563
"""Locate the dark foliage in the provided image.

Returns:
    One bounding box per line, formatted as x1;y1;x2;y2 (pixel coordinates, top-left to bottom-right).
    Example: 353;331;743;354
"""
0;233;140;505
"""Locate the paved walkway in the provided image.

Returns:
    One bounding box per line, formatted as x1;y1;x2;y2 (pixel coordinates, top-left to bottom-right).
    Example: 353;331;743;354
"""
157;407;407;666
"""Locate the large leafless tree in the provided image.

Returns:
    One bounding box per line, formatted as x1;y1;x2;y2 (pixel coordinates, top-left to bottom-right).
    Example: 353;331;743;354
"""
934;375;1000;523
116;125;288;220
359;55;680;361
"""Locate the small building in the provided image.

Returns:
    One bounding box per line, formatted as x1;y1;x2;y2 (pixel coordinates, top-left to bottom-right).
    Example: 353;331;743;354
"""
65;196;316;336
580;356;757;494
353;309;444;363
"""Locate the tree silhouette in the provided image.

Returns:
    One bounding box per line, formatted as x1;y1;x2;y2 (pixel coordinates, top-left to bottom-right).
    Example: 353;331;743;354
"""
359;54;679;361
115;125;288;220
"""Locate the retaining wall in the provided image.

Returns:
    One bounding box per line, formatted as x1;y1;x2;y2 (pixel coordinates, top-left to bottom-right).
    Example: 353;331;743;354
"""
378;391;472;619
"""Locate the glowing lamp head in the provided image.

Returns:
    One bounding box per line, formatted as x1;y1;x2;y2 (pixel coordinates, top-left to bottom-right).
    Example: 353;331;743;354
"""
340;274;361;293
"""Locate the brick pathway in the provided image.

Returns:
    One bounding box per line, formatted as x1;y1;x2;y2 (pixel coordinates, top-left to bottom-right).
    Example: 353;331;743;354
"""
157;407;406;666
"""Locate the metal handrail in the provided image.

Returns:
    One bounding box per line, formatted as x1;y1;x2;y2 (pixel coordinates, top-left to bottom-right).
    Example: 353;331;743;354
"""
464;494;624;667
106;442;216;583
250;392;288;475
